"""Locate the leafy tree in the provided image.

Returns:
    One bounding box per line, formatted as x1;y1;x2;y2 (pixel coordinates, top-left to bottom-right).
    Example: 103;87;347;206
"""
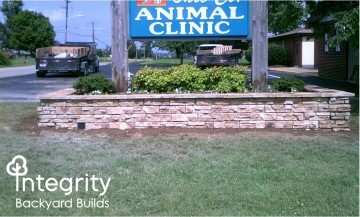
268;0;306;34
0;0;23;47
7;10;55;53
139;41;153;59
155;41;197;64
0;0;23;21
128;41;137;59
307;1;359;48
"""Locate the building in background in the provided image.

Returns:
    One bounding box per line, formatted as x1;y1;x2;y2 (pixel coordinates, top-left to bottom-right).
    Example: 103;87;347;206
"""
269;28;316;69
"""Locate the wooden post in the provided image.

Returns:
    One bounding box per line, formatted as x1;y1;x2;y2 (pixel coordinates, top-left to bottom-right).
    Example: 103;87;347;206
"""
251;0;268;92
111;0;128;93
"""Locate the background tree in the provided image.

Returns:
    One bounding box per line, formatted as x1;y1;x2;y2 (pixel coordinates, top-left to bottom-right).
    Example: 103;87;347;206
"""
155;41;198;64
307;1;359;48
139;41;153;59
268;0;306;34
128;41;137;59
0;0;23;47
7;10;55;53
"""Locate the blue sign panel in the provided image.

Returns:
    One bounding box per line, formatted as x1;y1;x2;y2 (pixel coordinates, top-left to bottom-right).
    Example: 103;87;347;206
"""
129;0;250;39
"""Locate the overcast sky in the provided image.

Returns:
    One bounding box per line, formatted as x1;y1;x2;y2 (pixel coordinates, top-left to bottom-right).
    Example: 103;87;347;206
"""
23;0;112;49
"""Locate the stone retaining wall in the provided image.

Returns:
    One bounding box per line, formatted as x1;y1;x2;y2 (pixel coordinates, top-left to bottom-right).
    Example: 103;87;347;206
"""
38;86;354;131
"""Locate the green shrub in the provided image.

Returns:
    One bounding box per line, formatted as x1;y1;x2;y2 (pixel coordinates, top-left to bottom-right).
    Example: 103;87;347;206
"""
244;49;251;63
271;77;305;92
73;75;115;94
0;51;11;66
268;43;289;66
131;65;249;93
243;43;290;66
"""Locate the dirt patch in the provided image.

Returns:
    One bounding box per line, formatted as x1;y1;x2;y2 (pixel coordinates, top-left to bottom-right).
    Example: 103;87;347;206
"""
36;117;359;143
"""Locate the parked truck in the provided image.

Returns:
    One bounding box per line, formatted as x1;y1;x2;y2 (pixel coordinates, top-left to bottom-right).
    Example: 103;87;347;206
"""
194;44;242;68
35;42;99;77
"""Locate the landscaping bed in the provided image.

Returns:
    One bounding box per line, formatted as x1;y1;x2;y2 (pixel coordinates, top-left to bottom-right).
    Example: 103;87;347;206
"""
38;85;354;131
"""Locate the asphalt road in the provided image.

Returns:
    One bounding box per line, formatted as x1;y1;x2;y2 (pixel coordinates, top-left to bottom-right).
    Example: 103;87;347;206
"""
0;63;143;101
0;63;357;102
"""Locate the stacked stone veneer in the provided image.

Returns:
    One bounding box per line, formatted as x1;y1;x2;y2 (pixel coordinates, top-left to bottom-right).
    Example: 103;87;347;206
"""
38;86;354;131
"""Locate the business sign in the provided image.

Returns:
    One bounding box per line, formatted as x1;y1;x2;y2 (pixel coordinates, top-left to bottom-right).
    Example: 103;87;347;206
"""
129;0;250;39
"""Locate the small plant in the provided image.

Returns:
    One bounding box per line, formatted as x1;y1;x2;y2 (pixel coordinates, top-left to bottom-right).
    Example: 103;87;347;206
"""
0;51;11;66
73;75;115;94
271;77;305;92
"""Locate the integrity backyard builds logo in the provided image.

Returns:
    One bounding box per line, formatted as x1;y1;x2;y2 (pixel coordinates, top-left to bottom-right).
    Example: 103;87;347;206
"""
6;155;111;210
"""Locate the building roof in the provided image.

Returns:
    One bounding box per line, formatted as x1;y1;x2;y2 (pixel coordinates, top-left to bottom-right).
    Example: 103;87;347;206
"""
269;28;314;39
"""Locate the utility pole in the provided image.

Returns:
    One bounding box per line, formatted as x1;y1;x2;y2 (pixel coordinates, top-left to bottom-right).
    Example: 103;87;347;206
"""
92;21;95;42
251;0;268;92
111;0;128;93
65;0;70;43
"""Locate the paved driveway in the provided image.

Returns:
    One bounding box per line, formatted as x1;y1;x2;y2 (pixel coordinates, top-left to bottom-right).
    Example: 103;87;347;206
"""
0;63;357;102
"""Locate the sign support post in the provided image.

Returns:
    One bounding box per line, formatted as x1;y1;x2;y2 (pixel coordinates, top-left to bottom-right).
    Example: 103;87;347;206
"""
251;0;268;92
111;0;128;93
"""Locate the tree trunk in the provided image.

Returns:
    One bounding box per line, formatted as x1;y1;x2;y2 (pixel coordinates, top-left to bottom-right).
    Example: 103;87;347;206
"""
180;52;184;65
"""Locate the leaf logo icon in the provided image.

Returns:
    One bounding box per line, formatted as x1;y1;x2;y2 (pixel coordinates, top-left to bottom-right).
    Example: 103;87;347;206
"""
6;155;28;176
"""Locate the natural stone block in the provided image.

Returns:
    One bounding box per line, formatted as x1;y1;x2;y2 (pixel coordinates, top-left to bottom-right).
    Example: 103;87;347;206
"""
187;121;205;126
196;99;223;105
107;107;124;115
172;114;197;122
142;106;160;114
170;99;196;106
160;106;186;114
146;114;172;122
144;99;169;106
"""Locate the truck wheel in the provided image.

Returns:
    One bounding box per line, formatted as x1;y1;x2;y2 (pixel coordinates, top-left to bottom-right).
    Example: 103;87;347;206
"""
95;64;99;72
81;64;89;76
36;71;46;77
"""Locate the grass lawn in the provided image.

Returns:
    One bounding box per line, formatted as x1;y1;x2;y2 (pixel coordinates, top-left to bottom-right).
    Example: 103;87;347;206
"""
0;102;358;216
0;57;36;68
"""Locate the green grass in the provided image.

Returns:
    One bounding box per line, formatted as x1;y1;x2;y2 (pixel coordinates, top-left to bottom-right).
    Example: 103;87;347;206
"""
0;103;358;216
0;57;36;68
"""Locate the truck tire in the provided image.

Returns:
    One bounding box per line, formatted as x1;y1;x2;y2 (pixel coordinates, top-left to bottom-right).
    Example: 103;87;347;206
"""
95;63;99;72
36;71;46;77
81;64;89;76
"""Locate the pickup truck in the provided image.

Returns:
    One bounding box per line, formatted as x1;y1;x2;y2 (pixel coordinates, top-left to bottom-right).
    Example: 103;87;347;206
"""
35;42;99;77
194;44;242;68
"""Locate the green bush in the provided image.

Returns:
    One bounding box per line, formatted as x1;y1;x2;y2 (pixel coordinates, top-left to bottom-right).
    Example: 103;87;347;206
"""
131;65;249;93
0;51;11;66
271;77;305;92
268;43;289;66
73;75;115;94
244;49;251;63
244;43;290;66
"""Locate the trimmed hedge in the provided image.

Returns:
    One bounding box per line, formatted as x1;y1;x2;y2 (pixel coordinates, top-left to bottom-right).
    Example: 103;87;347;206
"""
271;77;305;92
244;43;290;66
131;65;249;93
73;75;115;94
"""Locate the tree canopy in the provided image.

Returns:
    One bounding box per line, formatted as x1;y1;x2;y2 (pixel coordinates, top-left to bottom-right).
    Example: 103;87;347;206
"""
7;10;55;52
307;1;359;48
0;0;23;47
268;1;306;34
1;0;23;22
